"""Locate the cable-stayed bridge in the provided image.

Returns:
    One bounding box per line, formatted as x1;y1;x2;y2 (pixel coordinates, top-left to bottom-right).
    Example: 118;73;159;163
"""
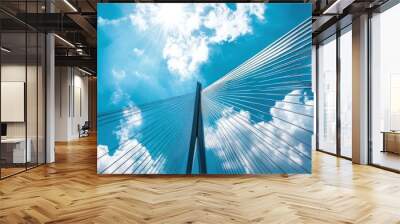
97;18;313;175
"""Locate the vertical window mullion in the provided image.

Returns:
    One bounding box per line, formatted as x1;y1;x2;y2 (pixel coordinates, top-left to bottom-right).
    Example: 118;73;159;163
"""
316;44;320;151
25;0;28;171
36;0;39;167
336;27;341;157
0;18;2;179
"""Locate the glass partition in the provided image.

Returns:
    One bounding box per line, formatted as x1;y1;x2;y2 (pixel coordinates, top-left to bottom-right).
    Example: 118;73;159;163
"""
1;30;28;177
0;1;46;179
27;30;38;169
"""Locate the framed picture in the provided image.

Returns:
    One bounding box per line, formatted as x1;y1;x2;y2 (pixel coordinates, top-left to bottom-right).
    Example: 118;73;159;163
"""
97;3;313;175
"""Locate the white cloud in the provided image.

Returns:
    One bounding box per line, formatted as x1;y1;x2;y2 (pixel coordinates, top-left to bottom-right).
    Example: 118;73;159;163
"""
110;69;143;142
133;71;148;80
110;68;151;104
123;103;143;127
112;69;126;80
163;35;209;80
133;47;144;56
111;88;125;105
204;90;313;174
114;103;142;145
268;89;313;138
97;141;164;174
97;101;163;174
129;3;266;80
129;5;156;31
110;68;129;105
203;3;265;43
98;16;127;26
237;4;265;21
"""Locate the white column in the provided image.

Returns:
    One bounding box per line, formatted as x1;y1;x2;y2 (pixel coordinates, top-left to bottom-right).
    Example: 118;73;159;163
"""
352;14;369;164
45;0;56;163
46;32;55;163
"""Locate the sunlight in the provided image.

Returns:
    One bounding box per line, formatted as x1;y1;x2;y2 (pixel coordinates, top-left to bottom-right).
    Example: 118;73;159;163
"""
156;4;185;31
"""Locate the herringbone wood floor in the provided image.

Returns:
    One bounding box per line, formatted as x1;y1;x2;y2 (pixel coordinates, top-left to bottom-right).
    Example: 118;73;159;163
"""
1;135;400;224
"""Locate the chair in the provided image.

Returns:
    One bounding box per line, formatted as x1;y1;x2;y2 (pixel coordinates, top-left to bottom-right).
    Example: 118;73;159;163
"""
79;121;90;138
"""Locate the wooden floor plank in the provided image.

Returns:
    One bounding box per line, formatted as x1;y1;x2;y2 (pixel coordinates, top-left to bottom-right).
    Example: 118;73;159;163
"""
1;135;400;223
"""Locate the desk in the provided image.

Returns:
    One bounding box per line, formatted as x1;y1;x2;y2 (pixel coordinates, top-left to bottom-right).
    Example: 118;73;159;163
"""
382;131;400;154
1;138;31;163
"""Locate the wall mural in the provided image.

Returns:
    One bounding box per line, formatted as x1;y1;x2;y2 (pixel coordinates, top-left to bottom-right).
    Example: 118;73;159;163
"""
97;3;313;174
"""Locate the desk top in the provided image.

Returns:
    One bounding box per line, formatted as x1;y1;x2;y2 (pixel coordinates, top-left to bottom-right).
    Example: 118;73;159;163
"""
381;131;400;134
1;138;27;143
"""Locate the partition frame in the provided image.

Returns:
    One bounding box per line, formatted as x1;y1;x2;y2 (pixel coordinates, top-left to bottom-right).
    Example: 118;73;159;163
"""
315;23;353;161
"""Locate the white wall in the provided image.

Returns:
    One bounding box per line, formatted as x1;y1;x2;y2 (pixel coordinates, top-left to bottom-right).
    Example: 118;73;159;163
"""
55;67;89;141
71;72;89;138
55;66;69;141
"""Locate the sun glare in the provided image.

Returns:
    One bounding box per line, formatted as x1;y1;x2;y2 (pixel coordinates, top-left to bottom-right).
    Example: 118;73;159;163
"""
157;4;185;31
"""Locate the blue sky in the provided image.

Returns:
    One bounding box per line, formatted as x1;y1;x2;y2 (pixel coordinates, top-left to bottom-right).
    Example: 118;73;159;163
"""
98;3;311;114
